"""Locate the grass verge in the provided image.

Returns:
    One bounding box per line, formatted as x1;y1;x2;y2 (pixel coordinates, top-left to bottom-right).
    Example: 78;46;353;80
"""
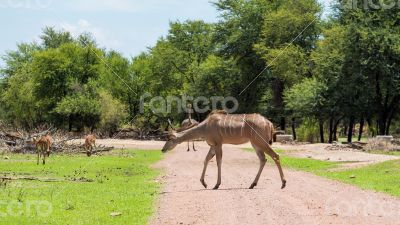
0;150;162;225
244;148;400;197
319;160;400;197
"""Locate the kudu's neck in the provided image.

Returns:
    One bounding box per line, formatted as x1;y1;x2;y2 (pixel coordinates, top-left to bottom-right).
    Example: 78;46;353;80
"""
188;111;192;123
175;123;204;144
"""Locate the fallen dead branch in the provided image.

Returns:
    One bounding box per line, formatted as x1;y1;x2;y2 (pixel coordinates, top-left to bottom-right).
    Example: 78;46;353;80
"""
0;176;94;183
0;127;114;154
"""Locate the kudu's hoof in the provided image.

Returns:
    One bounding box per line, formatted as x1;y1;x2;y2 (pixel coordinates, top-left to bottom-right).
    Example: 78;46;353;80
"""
213;185;220;190
200;180;207;189
249;183;257;189
281;180;287;189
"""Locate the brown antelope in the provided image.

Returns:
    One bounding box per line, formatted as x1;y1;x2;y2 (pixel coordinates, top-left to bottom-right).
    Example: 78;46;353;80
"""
180;104;199;151
84;134;96;156
162;110;286;190
33;135;52;165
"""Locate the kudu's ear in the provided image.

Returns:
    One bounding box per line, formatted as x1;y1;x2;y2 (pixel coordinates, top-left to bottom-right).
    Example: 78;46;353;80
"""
162;131;176;140
167;119;176;131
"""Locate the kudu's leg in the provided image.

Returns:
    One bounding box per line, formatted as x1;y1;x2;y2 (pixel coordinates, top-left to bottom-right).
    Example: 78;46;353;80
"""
249;148;266;189
187;142;190;152
193;142;197;151
264;146;286;189
200;147;215;188
37;150;40;165
213;146;223;190
42;150;46;165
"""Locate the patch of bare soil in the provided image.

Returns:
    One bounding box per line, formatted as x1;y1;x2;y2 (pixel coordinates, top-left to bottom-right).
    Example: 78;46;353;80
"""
272;143;399;169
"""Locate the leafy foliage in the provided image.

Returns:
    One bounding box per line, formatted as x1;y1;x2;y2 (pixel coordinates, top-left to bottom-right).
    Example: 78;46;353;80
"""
1;0;399;139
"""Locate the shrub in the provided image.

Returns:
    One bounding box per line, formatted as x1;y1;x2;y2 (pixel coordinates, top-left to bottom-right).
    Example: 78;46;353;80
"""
98;91;128;136
297;118;319;143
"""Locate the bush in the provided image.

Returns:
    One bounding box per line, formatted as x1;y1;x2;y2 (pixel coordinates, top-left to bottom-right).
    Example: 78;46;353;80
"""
297;118;319;143
98;91;128;136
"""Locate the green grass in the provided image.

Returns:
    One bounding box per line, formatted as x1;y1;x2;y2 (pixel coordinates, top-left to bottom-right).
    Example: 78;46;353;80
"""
319;160;400;197
244;148;338;172
367;150;400;156
279;155;338;172
244;148;400;197
0;150;162;225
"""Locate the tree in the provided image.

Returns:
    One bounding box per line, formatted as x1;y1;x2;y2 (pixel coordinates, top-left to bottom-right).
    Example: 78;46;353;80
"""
285;77;326;142
40;27;74;49
254;0;321;130
214;0;274;112
311;24;347;142
1;66;38;128
98;90;128;136
55;92;101;131
1;43;40;79
332;2;400;136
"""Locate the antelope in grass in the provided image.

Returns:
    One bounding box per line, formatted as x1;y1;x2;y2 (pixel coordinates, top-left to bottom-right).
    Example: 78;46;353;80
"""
162;110;286;190
33;135;52;165
84;134;96;156
180;104;199;151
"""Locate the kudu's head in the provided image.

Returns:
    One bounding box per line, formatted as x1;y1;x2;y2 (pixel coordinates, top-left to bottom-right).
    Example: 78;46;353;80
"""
161;119;179;153
161;132;179;153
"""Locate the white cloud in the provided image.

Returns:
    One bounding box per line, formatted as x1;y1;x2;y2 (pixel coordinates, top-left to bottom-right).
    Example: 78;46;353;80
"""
46;19;122;49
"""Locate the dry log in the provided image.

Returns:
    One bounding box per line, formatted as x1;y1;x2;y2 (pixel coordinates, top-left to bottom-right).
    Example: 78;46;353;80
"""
0;176;94;183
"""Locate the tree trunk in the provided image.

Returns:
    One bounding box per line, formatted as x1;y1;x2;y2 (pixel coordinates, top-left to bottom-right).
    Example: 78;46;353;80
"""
367;118;373;137
386;110;395;135
343;124;348;137
377;118;387;136
280;117;286;132
328;117;334;143
347;116;355;143
358;118;364;141
319;119;324;143
333;119;341;142
291;117;297;140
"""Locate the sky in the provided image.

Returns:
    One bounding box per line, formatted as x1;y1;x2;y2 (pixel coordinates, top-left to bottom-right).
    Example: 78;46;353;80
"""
0;0;332;67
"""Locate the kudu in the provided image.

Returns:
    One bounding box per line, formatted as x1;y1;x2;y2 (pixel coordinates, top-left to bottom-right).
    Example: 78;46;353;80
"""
162;111;286;190
180;104;199;151
33;135;52;165
84;134;96;156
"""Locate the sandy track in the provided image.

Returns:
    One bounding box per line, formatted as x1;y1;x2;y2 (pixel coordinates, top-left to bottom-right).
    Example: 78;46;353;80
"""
151;143;400;225
86;139;399;168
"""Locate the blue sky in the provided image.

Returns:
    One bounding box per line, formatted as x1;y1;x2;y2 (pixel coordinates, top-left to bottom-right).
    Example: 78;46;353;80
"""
0;0;332;67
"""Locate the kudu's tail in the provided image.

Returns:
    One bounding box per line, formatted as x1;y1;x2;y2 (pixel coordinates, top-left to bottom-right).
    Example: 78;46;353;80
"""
269;123;276;145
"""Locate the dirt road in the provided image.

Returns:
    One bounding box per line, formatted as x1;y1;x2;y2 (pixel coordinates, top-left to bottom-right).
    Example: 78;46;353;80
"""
150;143;400;225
